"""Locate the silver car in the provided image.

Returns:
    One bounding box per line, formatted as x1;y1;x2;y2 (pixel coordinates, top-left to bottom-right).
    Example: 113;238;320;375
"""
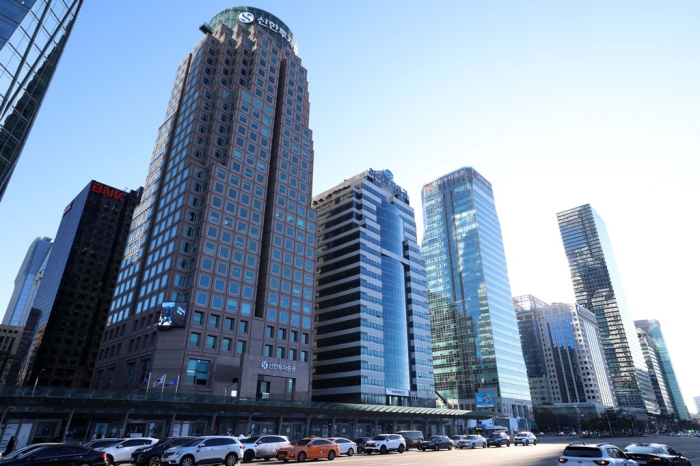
457;435;487;449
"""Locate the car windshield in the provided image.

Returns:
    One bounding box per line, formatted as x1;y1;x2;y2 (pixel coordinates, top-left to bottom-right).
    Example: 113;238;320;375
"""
1;444;52;460
563;446;603;458
429;436;441;441
242;436;261;444
625;446;661;454
466;436;478;440
372;435;388;441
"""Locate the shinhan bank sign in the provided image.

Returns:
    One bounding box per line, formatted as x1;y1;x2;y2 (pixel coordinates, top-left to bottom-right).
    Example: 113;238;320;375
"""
238;12;295;49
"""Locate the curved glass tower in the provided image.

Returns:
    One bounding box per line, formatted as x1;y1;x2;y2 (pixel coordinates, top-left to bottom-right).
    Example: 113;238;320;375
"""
312;169;434;407
421;167;531;420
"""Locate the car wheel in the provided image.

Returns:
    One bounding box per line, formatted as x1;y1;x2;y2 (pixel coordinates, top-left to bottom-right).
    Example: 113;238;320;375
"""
487;444;490;448
421;447;426;451
243;450;255;463
148;455;161;466
497;442;502;447
398;444;405;454
471;443;475;449
447;444;452;451
298;451;307;462
482;442;486;448
357;447;363;454
106;455;115;466
225;453;239;466
524;440;529;446
366;450;372;455
533;441;537;446
264;457;271;461
434;445;439;451
327;450;336;461
180;456;195;466
347;448;354;457
380;445;387;455
507;442;510;447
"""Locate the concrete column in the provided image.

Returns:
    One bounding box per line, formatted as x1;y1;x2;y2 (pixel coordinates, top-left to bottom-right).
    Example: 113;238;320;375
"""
305;415;311;438
120;409;133;438
169;411;178;436
211;412;217;434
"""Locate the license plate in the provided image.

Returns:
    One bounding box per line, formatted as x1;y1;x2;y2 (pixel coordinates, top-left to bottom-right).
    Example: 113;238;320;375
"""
278;452;287;458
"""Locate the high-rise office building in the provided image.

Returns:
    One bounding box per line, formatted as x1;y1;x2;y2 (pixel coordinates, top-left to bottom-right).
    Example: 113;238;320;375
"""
635;319;690;421
0;323;22;384
2;237;52;326
422;167;531;420
636;326;674;417
19;181;141;387
92;7;316;401
312;169;435;406
557;204;658;416
0;0;84;201
514;296;616;412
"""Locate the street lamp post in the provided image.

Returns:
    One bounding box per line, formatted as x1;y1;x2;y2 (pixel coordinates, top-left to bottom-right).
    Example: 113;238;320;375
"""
31;369;45;396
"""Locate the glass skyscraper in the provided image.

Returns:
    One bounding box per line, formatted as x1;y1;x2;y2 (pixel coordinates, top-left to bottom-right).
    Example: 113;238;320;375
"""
93;7;316;401
422;167;531;419
0;0;84;201
635;319;690;421
312;169;435;406
2;236;52;326
557;204;658;416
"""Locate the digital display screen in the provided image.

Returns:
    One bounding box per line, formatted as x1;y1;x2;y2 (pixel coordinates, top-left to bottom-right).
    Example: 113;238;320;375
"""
475;391;495;408
158;302;187;329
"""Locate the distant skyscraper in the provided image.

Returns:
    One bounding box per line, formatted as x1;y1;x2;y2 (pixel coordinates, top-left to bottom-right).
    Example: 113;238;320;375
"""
0;323;22;384
92;7;316;401
636;326;674;417
19;181;141;387
514;296;616;411
635;319;690;421
557;204;657;416
0;0;84;201
312;169;435;406
2;237;52;326
694;396;700;415
422;167;531;420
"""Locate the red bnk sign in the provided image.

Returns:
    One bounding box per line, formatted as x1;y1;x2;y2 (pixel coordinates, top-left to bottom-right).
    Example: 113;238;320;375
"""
91;181;125;202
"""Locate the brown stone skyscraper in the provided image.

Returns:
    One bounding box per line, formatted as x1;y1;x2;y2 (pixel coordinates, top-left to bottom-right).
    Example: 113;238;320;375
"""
92;7;316;401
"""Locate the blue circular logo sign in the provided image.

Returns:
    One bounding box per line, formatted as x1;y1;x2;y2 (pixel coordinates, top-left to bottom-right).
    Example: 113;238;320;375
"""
238;12;255;24
384;169;394;180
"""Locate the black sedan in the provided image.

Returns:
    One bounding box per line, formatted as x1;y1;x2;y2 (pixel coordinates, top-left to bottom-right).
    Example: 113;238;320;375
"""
419;435;454;451
353;437;371;454
624;443;692;466
0;444;104;465
131;436;197;466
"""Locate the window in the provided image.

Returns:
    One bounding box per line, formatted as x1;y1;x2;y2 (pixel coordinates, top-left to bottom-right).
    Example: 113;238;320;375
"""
278;328;286;340
276;347;285;358
189;333;201;347
264;344;273;357
238;320;249;333
225;317;234;331
186;359;210;385
222;338;232;351
193;311;204;325
125;362;136;385
206;335;216;349
265;326;274;338
301;350;308;362
209;314;219;327
236;340;247;354
290;330;298;343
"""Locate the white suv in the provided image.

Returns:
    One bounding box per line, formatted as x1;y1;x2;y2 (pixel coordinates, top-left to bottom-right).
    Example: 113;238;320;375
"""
558;442;639;465
363;434;406;454
240;435;291;463
161;436;242;466
99;438;159;465
513;431;538;446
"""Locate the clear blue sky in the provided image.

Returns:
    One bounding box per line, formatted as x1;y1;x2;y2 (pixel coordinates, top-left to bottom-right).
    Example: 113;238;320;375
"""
1;1;698;412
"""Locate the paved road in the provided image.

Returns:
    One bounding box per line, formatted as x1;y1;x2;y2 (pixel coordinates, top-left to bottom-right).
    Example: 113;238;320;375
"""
253;436;700;466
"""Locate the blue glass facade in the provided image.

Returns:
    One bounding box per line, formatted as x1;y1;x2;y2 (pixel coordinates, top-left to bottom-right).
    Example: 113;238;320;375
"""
422;167;531;416
557;204;657;416
313;169;434;406
635;319;690;421
0;0;84;201
2;236;52;326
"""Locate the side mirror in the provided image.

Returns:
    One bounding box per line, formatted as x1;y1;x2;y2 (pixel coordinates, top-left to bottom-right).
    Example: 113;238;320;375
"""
256;441;262;445
117;445;123;448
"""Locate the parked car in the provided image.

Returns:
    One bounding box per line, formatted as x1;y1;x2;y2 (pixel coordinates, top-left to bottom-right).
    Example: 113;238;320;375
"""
0;444;105;466
362;434;406;454
396;430;424;450
161;436;242;466
326;438;357;456
456;435;487;449
513;432;538;446
0;443;60;462
240;435;291;462
99;438;159;465
130;436;197;466
419;435;454;451
558;442;639;466
276;438;339;462
353;437;371;454
624;443;691;466
82;439;122;450
486;432;511;447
